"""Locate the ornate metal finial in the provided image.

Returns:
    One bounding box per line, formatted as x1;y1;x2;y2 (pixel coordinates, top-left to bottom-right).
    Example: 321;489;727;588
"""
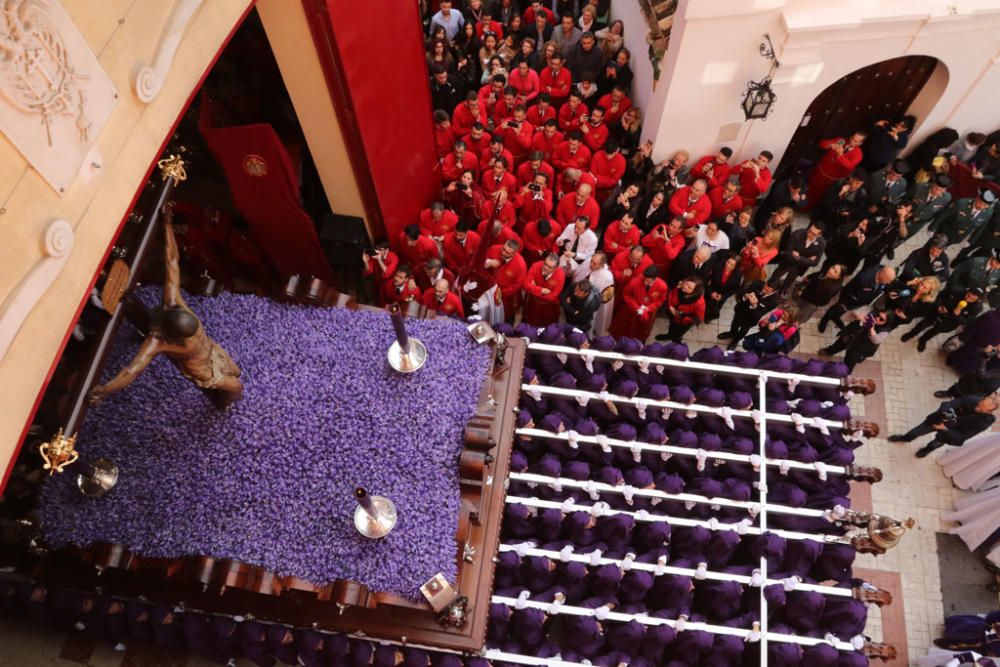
846;465;884;484
847;513;916;555
39;428;79;475
157;154;187;182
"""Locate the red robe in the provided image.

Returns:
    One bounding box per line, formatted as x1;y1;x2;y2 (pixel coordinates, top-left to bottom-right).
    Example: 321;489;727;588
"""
364;251;400;305
667;288;706;327
514;187;554;230
462;131;493;159
731;163;773;201
419;209;459;239
690;155;732;189
591;151;626;201
669;187;712;228
480;198;517;229
478;84;505;120
452;102;487;137
516;160;556;189
602;221;640;258
522;219;563;263
381;278;422;305
421;288;465;318
539;66;572;105
442;230;481;272
551;141;592;174
581;122;609;153
498;119;535;162
508;68;540;104
556;194;601;231
477;220;522;249
481;169;518;197
610;275;667;341
435;126;455;159
396;232;440;269
597;93;632;125
480;147;516;172
707;187;744;221
521;261;566;326
610;251;652;290
558;101;588;133
442;184;485;224
485;244;528;314
641;225;687;276
441;151;479;183
475;19;503;39
531;130;565;163
807;138;864;208
526;104;557;129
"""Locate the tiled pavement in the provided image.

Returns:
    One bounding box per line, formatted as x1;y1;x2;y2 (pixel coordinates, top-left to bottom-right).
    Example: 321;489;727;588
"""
1;223;997;665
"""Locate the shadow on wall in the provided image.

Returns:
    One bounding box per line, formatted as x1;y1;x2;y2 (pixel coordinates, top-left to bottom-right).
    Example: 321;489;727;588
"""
637;0;678;84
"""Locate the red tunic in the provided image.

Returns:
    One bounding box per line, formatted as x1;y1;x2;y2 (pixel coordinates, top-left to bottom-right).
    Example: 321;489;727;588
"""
807;138;864;208
508;68;540;104
485;244;528;314
581;122;609;153
556;194;601;230
419;209;458;240
514;187;554;229
707;187;744;221
602;221;640;258
522;219;563;263
667;288;706;326
452;102;488;137
480;199;517;228
462;131;493;159
731;163;773;201
498;119;535;162
441;184;486;224
516;160;556;189
381;278;422;305
558;101;588;133
596;93;632;125
521;261;566;325
442;151;479;183
475;20;503;40
477;220;522;249
481;170;518;196
690;155;732;189
551;141;592;174
610;251;652;289
526;104;557;129
591;151;626;200
396;232;440;269
480;147;516;172
442;230;481;272
641;225;687;276
610;275;667;341
539;66;572;104
421;288;465;318
531;130;565;164
364;251;400;297
669;187;712;228
435;126;455;159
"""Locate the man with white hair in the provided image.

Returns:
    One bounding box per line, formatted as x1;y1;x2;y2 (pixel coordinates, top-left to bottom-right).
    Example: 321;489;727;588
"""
889;394;1000;458
579;251;615;335
555;215;598;281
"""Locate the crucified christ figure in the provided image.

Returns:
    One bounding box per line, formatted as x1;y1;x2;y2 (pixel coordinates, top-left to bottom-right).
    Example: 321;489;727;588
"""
89;203;244;407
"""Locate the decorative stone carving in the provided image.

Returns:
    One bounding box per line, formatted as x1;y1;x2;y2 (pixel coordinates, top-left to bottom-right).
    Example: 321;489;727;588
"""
134;0;205;103
0;0;117;193
0;219;74;361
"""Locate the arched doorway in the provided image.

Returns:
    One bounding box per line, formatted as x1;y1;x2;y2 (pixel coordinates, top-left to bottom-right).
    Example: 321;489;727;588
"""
775;55;947;180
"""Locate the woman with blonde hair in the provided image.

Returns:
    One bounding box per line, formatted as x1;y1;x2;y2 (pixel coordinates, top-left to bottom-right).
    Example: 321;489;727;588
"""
535;40;559;73
596;19;624;58
879;275;940;332
739;227;781;283
612;105;642;157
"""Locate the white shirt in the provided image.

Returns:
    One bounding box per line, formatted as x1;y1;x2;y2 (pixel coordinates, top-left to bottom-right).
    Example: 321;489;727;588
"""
692;225;730;254
555;226;598;280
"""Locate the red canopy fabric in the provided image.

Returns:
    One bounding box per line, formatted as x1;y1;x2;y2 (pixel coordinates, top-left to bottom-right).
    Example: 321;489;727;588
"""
949;163;1000;201
199;97;333;282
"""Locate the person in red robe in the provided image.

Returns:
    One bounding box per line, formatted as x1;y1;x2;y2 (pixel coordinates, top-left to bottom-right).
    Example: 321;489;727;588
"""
669;180;712;229
610;266;667;341
419;202;459;247
433;111;455;159
558;91;588;133
480;136;515;174
556;183;600;230
513;172;554;231
552;130;592;185
421;279;465;319
658;277;707;342
731;151;774;201
480;189;518;230
539;54;572;107
396;224;440;275
477;75;508;122
516;151;556;189
531;119;564;164
485;239;528;317
363;242;399;306
508;60;540;105
522;253;566;325
596;86;632;126
490;88;518;128
580;106;610;153
461;123;493;159
602;211;640;259
690;147;733;189
441;140;480;183
417;257;457;291
381;264;422;306
707;180;744;221
522;218;561;263
642;218;687;277
475;10;503;40
807;131;867;209
526;93;557;128
590;138;626;203
478;218;522;249
442;171;486;225
442;222;481;272
452;93;488;137
482;158;518;197
523;0;555;25
497;105;535;164
610;245;653;316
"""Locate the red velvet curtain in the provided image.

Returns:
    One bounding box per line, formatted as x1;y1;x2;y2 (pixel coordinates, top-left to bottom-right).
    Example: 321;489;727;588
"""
199;97;334;282
949;163;1000;200
324;0;441;244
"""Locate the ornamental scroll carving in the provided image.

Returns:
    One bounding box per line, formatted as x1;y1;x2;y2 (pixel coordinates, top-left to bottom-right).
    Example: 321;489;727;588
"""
134;0;205;104
0;0;117;194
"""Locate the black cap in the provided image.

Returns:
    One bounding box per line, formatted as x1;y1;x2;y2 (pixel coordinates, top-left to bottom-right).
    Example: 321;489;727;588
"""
891;159;910;175
929;234;949;249
643;266;659;278
979;188;998;204
933;173;952;188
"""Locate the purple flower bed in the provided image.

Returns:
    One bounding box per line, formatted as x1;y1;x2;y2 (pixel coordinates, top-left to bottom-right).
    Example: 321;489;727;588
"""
38;292;492;598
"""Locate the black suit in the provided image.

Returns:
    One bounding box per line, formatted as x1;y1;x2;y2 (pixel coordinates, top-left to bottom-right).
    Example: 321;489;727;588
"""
634;197;670;232
667;249;715;286
769;229;826;294
818;264;888;331
723;280;780;348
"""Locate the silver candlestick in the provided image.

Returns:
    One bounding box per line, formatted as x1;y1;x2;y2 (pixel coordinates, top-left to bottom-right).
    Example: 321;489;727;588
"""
77;458;119;498
353;487;397;539
387;304;427;373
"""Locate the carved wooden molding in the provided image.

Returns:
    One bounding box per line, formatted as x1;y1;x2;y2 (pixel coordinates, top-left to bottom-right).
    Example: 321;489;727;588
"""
0;220;75;361
134;0;206;103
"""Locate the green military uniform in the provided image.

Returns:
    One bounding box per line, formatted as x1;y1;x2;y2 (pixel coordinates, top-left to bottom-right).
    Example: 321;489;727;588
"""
933;197;994;246
909;181;951;233
945;255;1000;307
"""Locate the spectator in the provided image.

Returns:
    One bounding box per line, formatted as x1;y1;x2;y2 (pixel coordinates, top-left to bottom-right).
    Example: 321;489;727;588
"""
690;147;733;189
768;221;826;297
442;221;481;273
818;264;895;333
641;218;686;278
707;179;744;222
703;250;742;323
755;176;807;229
612;106;642;159
522;218;561;264
567;32;604;81
865;159;910;212
634;188;669;232
862;116;914;172
562;279;601;330
946;131;987;164
430;66;463;116
738;228;781;283
381;264;423;306
609;266;667;341
362;241;399;305
718;279;781;350
931;189;997;248
807;132;866;208
814;169;868;232
724;206;756;254
553;13;582;57
602;211;640;259
793;264;845;323
426;38;456;73
580;251;615;335
555;215;599;281
909;173;952;236
420;278;465;319
731;151;774;202
597;47;632;95
743;306;800;354
430;0;465;41
580;104;609;152
596;19;625;59
659;277;706;343
901;287;985;352
897;234;951;282
649;150;690;195
820;308;896;372
888;394;999;458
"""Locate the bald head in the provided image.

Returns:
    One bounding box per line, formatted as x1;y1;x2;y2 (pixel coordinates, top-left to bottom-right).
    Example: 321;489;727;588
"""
876;267;896;285
577;183;593;198
694;247;712;264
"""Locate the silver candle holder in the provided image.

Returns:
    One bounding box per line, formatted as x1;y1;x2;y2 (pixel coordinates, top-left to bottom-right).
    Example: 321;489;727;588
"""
387;304;427;373
353;487;398;539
